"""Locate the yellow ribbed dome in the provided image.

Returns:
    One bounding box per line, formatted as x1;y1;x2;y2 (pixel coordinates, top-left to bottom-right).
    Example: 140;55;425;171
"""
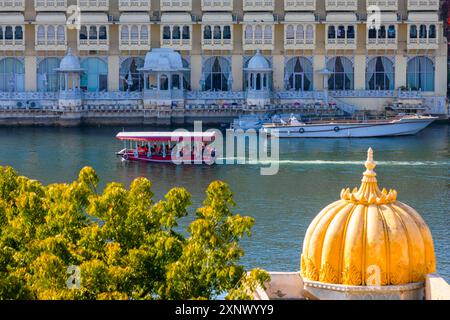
300;148;436;286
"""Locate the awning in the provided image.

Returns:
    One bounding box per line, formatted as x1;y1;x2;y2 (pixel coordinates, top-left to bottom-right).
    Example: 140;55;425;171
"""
407;13;439;23
35;13;67;24
378;13;398;24
0;13;24;24
116;131;216;142
160;13;192;24
243;13;274;23
119;13;150;24
202;13;233;24
326;13;357;23
79;13;109;24
284;13;315;23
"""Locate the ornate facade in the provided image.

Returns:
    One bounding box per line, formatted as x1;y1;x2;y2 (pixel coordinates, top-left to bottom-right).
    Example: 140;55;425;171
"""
0;0;447;114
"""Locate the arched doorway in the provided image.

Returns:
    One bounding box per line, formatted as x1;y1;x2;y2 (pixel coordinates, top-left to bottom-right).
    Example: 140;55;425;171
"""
366;57;394;90
80;58;108;92
285;57;313;91
327;56;354;90
120;57;144;91
203;56;231;91
0;58;24;92
37;57;61;92
407;56;435;91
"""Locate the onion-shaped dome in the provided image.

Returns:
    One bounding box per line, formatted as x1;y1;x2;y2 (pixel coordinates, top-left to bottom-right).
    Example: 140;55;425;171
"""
245;50;271;71
301;148;436;286
55;48;83;72
140;48;185;72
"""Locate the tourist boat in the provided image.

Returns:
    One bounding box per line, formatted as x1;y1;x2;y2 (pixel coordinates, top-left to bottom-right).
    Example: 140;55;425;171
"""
116;131;217;164
262;114;437;138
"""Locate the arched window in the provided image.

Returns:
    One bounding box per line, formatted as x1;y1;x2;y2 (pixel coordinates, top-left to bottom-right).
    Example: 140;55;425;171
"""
203;56;231;91
119;57;144;92
140;25;148;41
130;25;138;40
429;25;436;39
255;25;262;39
121;25;129;41
368;27;376;39
407;56;434;91
366;57;394;90
160;74;168;90
327;56;354;90
264;26;272;40
37;25;45;42
255;73;261;90
286;25;294;40
47;25;55;43
0;57;25;92
0;26;3;40
378;26;386;38
14;26;23;40
80;58;108;92
387;25;396;39
5;26;13;40
99;26;107;40
245;25;253;40
182;58;191;90
163;26;171;39
204;25;212;39
296;25;304;40
80;26;87;40
182;26;190;39
410;25;417;38
419;25;427;38
306;25;313;40
285;57;313;91
337;25;345;39
213;26;221;40
172;26;180;39
37;57;60;92
57;25;65;42
347;25;355;39
89;26;97;40
328;26;336;38
223;26;231;39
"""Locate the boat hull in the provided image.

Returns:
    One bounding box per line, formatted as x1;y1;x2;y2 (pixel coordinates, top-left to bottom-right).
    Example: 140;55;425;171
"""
117;152;215;165
263;117;436;138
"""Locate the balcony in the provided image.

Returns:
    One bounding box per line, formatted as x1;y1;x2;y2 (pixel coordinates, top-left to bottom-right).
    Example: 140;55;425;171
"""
119;25;151;51
407;0;439;11
366;0;397;11
118;0;151;11
160;0;192;11
78;38;109;51
243;0;274;11
326;37;356;50
202;38;233;50
78;0;109;11
325;0;357;11
201;0;233;11
407;37;438;50
34;0;67;11
161;38;192;51
0;37;24;51
284;0;315;11
366;37;397;50
0;0;25;11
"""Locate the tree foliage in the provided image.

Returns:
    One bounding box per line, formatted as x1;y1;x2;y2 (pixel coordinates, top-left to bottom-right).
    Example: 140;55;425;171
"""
0;166;268;300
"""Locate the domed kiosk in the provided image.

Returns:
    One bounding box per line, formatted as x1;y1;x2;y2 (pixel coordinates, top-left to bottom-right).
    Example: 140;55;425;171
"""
250;148;449;300
139;48;187;108
245;50;272;107
300;148;436;299
54;48;84;109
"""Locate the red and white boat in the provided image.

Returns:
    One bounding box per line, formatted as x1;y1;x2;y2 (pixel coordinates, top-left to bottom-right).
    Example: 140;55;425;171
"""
116;131;217;164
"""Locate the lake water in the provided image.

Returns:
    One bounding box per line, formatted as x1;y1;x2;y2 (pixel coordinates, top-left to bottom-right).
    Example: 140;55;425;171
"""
0;124;448;281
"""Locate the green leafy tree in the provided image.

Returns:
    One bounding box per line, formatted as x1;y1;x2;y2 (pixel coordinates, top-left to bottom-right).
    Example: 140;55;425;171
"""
0;166;268;300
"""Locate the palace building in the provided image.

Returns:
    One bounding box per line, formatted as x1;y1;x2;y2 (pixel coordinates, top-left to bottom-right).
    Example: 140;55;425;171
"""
0;0;447;116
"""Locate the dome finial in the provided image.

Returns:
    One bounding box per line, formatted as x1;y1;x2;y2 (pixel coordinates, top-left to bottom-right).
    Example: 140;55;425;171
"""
364;147;376;175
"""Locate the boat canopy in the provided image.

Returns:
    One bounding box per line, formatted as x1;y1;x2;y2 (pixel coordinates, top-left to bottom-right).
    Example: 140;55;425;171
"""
116;131;216;142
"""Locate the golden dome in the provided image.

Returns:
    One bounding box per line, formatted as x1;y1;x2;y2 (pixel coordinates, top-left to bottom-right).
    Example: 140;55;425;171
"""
300;148;436;286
